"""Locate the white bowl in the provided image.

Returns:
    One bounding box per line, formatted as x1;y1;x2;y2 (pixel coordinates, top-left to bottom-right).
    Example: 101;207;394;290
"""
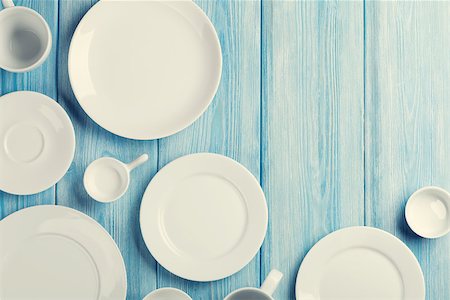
405;186;450;238
143;288;191;300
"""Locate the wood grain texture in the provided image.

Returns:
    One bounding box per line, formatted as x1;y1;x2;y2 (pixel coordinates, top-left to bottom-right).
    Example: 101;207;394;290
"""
261;1;364;298
2;0;450;299
156;1;261;299
365;2;450;300
0;0;58;218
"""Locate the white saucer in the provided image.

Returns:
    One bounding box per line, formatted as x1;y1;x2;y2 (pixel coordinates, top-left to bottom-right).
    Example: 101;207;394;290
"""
406;186;450;238
140;153;268;281
0;91;75;195
69;0;222;140
295;227;425;300
0;205;127;300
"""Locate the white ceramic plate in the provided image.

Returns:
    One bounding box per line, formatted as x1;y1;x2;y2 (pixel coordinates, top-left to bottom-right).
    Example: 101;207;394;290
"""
140;153;268;281
69;0;222;140
295;227;425;300
0;91;75;195
0;205;127;300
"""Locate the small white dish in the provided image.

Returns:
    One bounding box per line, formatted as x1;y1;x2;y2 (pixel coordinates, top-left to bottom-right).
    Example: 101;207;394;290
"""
0;205;127;300
295;226;425;300
225;269;283;300
140;153;268;281
69;0;222;139
0;91;75;195
0;0;52;72
143;288;191;300
84;153;148;203
405;186;450;238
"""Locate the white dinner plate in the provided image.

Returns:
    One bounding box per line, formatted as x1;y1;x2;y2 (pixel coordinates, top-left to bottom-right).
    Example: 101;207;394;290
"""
69;0;222;140
140;153;268;281
0;205;127;300
295;226;425;300
0;91;75;195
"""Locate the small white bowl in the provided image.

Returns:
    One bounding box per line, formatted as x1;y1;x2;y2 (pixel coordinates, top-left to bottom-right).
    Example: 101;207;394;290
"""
405;186;450;238
143;288;191;300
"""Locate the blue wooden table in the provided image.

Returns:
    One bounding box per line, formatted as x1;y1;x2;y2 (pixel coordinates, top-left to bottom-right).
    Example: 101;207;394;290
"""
1;1;449;299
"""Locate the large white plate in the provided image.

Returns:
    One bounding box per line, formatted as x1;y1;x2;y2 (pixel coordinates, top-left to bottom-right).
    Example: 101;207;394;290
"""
140;153;268;281
0;205;127;300
69;0;222;140
0;91;75;195
296;227;425;300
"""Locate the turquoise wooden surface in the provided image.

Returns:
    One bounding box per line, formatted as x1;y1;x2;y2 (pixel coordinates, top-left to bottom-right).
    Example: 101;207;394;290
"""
261;1;364;299
365;2;450;300
0;1;449;300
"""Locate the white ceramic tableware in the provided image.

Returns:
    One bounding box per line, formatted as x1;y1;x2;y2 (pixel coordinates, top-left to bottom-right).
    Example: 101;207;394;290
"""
143;288;192;300
0;0;51;72
0;91;75;195
224;269;283;300
405;186;450;238
69;0;222;140
84;153;148;203
295;226;425;300
0;205;127;300
140;153;268;281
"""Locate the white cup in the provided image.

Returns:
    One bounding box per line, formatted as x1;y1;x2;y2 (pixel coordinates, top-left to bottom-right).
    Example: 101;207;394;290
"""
0;0;52;72
224;269;283;300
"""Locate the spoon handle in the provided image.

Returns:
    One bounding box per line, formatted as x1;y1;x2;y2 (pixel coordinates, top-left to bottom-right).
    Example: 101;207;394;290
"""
126;154;149;171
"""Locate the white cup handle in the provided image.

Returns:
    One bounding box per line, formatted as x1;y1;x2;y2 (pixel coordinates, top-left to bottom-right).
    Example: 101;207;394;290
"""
2;0;14;8
260;269;283;297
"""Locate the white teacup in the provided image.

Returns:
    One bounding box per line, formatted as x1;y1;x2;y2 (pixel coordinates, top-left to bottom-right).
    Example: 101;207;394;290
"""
225;269;283;300
0;0;52;72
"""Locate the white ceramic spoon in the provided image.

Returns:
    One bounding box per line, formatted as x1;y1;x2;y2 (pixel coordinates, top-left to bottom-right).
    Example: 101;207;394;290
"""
84;154;148;203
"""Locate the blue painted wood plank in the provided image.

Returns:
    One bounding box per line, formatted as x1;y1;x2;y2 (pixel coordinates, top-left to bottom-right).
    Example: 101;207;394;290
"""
156;1;261;299
261;1;364;299
3;1;449;300
0;0;58;219
365;2;450;300
56;1;158;298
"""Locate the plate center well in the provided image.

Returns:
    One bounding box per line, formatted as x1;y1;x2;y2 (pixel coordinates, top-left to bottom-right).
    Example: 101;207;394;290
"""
4;123;44;163
319;247;404;300
162;174;248;260
0;234;100;300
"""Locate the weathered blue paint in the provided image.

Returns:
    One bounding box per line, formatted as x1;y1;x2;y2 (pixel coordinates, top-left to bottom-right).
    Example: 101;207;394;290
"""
1;1;448;299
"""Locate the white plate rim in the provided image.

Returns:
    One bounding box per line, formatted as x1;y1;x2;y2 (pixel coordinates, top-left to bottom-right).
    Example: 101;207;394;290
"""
140;153;268;281
0;205;127;299
295;226;425;300
0;91;76;195
68;0;222;140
